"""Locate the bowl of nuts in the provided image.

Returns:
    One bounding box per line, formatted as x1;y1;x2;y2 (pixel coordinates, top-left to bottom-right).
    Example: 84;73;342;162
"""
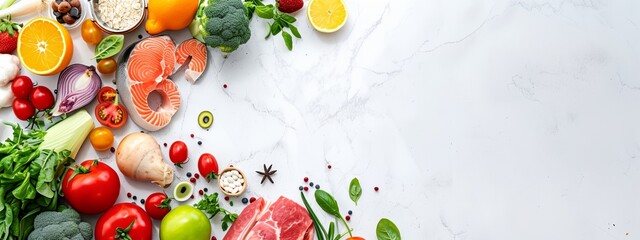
49;0;86;29
217;167;247;197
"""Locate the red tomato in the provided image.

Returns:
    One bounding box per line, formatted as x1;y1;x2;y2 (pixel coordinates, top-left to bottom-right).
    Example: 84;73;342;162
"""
96;203;152;240
169;141;188;167
30;86;55;110
97;86;117;103
11;76;33;99
198;153;219;181
12;98;35;120
95;100;127;128
346;237;366;240
144;192;171;220
62;160;120;215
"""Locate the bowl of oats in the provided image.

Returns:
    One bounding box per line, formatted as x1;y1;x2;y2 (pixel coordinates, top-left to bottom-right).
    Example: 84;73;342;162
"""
89;0;146;34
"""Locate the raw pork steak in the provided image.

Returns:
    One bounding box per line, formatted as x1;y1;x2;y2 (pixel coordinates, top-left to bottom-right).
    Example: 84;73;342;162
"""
224;196;314;240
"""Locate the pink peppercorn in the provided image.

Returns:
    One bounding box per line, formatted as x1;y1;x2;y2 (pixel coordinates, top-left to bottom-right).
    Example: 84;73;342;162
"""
190;178;196;183
374;187;379;191
304;177;309;182
345;215;351;221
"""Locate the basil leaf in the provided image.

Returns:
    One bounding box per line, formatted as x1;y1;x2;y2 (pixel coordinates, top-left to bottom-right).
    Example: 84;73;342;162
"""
376;218;401;240
289;24;301;38
270;22;282;36
94;35;125;60
314;189;340;218
349;177;362;205
280;14;296;23
255;5;274;19
282;31;293;51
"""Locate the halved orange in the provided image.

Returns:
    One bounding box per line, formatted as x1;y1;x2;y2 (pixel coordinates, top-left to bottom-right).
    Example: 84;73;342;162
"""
18;17;73;76
307;0;348;33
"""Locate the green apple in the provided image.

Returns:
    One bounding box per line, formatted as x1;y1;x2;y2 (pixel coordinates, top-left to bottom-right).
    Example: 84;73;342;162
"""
160;205;211;240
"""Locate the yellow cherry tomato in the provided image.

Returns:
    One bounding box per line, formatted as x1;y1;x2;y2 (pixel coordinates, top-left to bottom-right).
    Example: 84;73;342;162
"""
89;127;114;151
81;19;103;45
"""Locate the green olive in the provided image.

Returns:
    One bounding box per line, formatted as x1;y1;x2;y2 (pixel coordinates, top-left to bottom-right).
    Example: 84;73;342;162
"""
173;182;193;202
198;111;213;129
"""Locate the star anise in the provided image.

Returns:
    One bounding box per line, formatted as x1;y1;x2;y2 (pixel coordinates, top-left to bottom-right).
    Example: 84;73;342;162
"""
256;164;277;184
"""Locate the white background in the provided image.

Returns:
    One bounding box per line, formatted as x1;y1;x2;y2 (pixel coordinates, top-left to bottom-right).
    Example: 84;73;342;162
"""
3;0;640;239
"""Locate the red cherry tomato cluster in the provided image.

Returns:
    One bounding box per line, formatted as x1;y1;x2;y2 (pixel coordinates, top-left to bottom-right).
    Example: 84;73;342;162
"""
10;76;55;120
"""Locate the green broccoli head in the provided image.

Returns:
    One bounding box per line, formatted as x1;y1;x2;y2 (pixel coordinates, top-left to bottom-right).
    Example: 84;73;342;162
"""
202;0;251;52
33;208;80;230
28;208;92;240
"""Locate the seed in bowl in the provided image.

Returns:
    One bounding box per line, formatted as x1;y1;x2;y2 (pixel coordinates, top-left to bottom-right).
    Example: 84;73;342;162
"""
220;170;244;194
97;0;143;30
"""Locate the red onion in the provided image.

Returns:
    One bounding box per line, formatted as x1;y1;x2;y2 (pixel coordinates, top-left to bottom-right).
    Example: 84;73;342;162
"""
51;64;102;116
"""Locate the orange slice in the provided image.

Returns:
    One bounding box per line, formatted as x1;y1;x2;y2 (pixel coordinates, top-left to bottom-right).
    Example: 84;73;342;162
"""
307;0;348;33
17;17;73;76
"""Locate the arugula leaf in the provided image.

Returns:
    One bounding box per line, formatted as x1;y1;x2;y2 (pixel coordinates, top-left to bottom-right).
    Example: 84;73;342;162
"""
349;178;362;205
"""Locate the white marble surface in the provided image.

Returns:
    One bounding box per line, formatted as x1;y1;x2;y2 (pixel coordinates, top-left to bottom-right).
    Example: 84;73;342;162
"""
3;0;640;239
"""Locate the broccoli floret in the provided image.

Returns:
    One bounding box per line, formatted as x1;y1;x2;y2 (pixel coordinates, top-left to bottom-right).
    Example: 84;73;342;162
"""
28;208;93;240
189;0;251;52
78;222;92;240
33;208;80;230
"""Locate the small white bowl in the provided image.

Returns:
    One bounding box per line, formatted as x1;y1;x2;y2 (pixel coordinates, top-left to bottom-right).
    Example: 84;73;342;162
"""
47;0;87;30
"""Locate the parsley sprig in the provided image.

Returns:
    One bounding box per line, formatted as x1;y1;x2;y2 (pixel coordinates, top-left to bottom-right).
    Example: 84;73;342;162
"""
194;193;239;231
245;0;302;51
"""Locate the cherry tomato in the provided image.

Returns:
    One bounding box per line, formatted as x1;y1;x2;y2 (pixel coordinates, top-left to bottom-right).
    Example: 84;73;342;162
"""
12;98;35;120
97;58;117;75
81;19;102;45
97;86;117;103
30;86;55;110
198;153;219;182
95;98;127;128
96;203;152;240
62;160;120;215
10;76;33;99
89;127;114;151
346;237;366;240
169;141;188;167
144;192;171;220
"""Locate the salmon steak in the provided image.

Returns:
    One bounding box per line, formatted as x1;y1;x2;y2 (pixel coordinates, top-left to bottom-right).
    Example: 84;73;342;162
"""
175;38;208;83
117;36;209;131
